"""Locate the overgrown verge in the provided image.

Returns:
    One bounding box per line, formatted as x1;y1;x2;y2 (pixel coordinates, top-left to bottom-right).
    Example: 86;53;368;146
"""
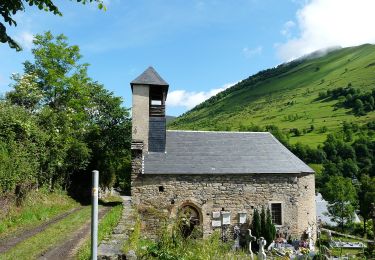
127;228;248;259
75;198;123;260
0;188;79;238
123;210;248;260
123;212;141;254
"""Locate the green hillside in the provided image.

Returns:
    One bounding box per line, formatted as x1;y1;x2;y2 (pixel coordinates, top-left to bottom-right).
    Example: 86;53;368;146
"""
169;44;375;147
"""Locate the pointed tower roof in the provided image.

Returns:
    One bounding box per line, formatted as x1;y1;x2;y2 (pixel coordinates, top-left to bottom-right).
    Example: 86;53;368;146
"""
130;66;169;90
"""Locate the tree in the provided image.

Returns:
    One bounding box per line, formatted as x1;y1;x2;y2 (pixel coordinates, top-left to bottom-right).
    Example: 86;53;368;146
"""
343;122;353;142
6;32;131;194
342;159;359;179
0;0;104;51
322;176;357;231
7;73;41;112
358;175;375;236
251;208;261;239
353;99;365;116
0;101;46;197
260;206;266;237
292;142;307;161
265;208;276;247
323;134;339;162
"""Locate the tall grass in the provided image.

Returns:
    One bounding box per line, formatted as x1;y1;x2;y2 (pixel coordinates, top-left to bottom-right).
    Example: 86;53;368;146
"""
0;188;79;238
125;215;249;260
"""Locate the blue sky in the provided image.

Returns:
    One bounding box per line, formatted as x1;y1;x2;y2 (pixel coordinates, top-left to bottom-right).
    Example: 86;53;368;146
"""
1;0;375;116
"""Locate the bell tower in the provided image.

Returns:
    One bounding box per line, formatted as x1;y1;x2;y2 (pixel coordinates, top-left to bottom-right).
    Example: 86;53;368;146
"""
130;66;168;152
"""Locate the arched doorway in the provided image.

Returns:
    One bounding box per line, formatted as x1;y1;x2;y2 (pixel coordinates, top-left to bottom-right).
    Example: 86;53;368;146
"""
178;203;202;238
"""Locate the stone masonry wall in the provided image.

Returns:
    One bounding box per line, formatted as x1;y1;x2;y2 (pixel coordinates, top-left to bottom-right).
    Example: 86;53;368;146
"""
131;169;316;242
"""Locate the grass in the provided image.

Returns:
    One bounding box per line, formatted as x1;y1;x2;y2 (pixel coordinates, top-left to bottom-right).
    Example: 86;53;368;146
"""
0;189;79;239
318;233;367;258
169;44;375;146
75;197;123;260
0;206;92;260
123;212;140;254
308;163;323;174
331;247;364;258
133;232;250;260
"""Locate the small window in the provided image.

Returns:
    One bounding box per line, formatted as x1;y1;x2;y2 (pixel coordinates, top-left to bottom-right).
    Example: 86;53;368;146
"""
151;100;162;105
271;203;282;225
158;186;164;192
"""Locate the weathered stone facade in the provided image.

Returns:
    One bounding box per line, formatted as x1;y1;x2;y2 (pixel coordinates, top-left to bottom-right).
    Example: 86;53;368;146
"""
131;147;316;241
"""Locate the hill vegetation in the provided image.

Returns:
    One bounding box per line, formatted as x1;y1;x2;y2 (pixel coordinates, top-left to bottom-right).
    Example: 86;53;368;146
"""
169;44;375;147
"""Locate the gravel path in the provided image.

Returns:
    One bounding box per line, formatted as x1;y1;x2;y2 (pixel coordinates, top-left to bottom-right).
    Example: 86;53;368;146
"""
0;207;83;254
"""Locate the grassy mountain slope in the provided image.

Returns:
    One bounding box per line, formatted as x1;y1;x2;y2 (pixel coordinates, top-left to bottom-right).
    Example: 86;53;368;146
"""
169;44;375;147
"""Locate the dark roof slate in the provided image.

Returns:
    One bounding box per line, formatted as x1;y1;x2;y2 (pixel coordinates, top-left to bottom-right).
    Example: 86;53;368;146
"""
143;130;314;175
131;66;169;86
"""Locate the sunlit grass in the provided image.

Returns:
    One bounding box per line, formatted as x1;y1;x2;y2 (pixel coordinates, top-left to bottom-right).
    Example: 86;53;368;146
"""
1;206;91;260
0;189;79;239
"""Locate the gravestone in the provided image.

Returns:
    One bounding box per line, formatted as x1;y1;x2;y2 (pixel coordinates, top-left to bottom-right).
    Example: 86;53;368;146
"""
232;225;240;250
248;229;256;260
257;237;267;260
307;226;314;251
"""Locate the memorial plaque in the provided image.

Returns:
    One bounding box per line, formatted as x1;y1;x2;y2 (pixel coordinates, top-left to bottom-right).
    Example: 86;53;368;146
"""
212;220;221;227
212;211;220;218
239;212;247;224
222;211;231;225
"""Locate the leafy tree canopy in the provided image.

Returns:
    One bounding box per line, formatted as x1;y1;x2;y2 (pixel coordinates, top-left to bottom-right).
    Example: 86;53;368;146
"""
322;175;357;231
359;175;375;234
3;32;131;198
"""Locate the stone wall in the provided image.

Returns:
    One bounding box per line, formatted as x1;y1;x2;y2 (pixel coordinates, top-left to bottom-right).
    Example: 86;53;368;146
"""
131;159;316;241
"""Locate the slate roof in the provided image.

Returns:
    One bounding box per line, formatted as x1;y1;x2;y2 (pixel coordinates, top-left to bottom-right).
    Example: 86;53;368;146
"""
131;66;169;87
143;130;314;175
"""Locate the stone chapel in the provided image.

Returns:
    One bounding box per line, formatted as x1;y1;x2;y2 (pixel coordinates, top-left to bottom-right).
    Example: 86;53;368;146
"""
130;66;316;241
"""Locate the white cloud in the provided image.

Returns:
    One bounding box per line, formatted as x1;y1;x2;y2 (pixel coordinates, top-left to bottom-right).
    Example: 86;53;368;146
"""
14;31;34;50
166;82;237;109
280;20;295;38
277;0;375;61
242;46;263;59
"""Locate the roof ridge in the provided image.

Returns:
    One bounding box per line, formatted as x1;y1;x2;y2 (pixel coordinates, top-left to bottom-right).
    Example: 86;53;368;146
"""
167;130;269;134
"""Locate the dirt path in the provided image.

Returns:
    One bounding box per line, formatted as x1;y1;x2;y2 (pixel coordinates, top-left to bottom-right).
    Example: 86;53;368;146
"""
0;207;83;254
38;206;111;260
